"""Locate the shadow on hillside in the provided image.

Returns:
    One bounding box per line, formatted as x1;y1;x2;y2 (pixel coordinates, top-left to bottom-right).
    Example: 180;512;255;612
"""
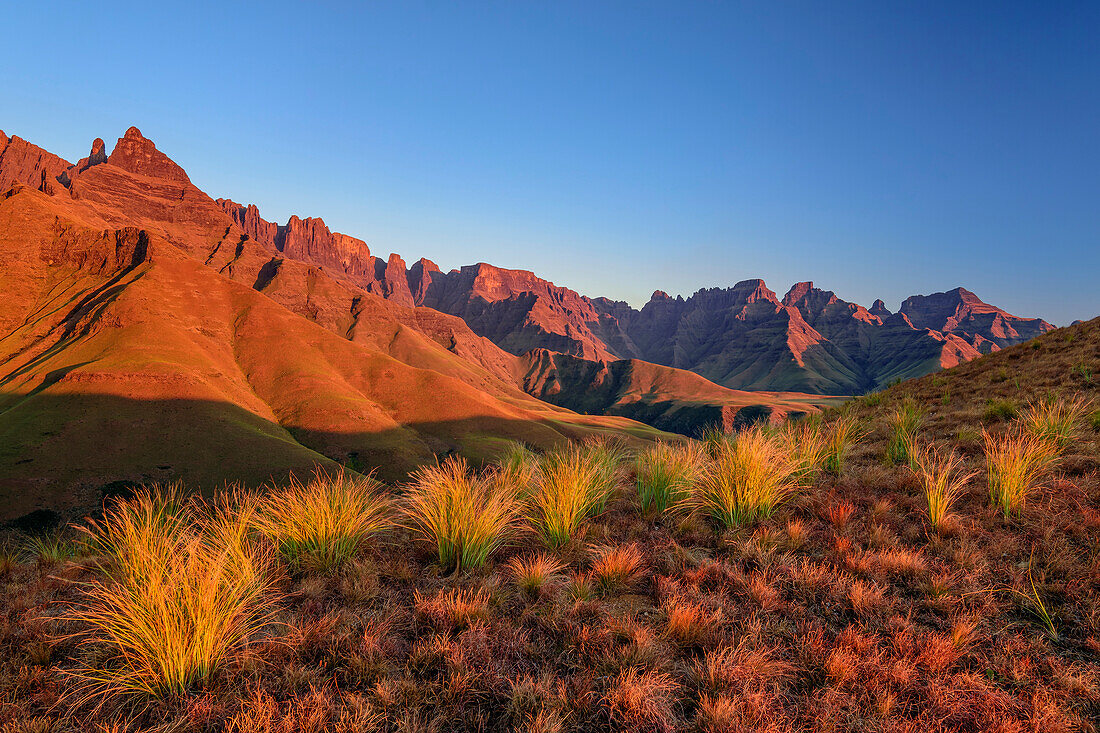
0;393;662;525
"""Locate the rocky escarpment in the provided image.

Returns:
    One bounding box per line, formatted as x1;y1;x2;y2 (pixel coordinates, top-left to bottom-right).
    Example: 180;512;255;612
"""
0;131;73;194
413;263;622;361
899;287;1053;353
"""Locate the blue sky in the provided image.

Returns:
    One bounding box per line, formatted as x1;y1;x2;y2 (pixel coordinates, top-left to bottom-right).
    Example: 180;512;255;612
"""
3;1;1097;324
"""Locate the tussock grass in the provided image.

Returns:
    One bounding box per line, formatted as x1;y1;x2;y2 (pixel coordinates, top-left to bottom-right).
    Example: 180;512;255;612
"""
693;427;796;528
589;543;645;595
983;428;1059;517
525;444;617;548
777;420;828;486
604;667;678;733
822;416;863;475
252;470;392;573
1020;394;1090;451
495;442;541;496
506;553;566;597
403;456;520;572
635;441;704;517
67;488;277;701
910;444;977;532
413;587;490;629
886;401;924;467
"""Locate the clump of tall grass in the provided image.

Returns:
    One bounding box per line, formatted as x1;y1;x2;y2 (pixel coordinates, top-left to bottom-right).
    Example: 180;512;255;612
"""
777;419;828;486
67;487;277;701
1019;395;1090;452
524;443;618;548
822;415;863;475
494;442;541;496
983;428;1059;517
506;553;566;597
909;443;977;532
403;456;520;572
252;471;393;574
886;401;924;467
692;426;795;528
635;441;704;517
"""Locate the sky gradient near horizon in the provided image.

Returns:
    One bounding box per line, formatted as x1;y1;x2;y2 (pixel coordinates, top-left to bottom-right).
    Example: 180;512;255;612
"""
2;1;1097;324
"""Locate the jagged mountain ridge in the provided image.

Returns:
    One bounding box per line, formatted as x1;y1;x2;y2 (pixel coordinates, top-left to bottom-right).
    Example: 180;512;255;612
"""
3;127;848;515
203;182;1052;395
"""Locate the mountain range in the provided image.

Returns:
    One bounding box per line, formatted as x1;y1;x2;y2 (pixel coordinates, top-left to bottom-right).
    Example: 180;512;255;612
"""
0;127;1052;516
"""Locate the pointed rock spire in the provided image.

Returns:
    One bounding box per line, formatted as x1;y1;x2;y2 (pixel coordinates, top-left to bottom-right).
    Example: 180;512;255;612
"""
107;126;191;183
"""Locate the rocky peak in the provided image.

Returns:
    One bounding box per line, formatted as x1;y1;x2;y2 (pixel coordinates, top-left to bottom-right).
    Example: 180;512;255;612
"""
782;281;815;306
216;198;279;250
731;279;779;304
106;126;191;183
870;299;891;317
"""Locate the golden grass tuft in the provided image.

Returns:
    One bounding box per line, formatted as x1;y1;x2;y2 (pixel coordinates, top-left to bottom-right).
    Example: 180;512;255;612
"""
525;443;618;548
777;419;829;486
402;456;520;571
692;426;796;528
634;441;704;517
252;470;392;573
886;400;924;467
67;487;277;702
1020;394;1090;451
822;415;864;475
910;443;978;532
983;428;1059;517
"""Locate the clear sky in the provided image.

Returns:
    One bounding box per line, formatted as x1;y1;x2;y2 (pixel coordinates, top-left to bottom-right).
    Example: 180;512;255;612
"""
3;1;1097;324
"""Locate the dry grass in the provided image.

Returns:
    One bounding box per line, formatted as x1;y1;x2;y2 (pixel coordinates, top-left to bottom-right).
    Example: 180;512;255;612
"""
589;543;646;595
6;320;1100;730
910;443;978;532
983;428;1059;516
604;667;678;733
634;441;703;517
525;444;616;548
252;470;392;573
65;488;277;702
822;415;863;475
402;456;520;571
693;426;796;528
1020;394;1090;451
412;587;490;630
505;553;566;598
777;419;828;486
886;400;924;467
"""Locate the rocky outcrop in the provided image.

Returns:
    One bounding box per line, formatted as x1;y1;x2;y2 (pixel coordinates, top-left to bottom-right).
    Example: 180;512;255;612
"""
0;131;72;194
899;287;1053;352
415;263;618;361
106;127;190;183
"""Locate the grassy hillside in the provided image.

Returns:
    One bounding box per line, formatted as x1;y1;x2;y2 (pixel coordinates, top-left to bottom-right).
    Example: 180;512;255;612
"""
0;187;669;521
0;322;1097;730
